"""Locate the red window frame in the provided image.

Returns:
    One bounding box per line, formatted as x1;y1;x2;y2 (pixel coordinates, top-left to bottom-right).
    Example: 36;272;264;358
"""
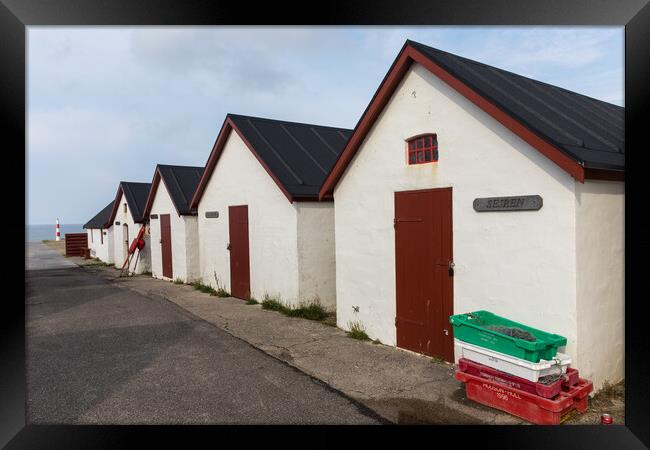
407;134;438;165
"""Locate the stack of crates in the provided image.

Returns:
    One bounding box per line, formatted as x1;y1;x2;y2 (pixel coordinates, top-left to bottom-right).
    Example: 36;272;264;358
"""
449;311;593;425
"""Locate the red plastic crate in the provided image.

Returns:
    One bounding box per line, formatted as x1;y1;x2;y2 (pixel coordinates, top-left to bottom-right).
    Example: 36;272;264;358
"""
458;358;579;399
455;370;593;425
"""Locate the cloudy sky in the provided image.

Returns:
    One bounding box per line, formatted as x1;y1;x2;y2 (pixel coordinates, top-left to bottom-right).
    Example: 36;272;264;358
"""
27;26;623;225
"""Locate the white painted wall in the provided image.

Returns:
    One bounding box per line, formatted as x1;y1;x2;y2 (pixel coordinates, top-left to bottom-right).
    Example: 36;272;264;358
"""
333;63;578;357
106;227;114;264
112;194;151;274
575;180;625;391
149;179;200;283
87;227;113;263
197;131;300;303
296;202;337;310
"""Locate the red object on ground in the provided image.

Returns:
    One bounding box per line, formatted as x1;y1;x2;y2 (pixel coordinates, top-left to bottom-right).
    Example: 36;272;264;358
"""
601;413;613;424
455;370;593;425
458;358;579;399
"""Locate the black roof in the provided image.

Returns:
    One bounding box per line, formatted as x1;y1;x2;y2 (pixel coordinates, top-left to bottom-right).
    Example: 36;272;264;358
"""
157;164;204;215
120;181;151;223
408;40;624;171
83;200;114;229
228;114;353;198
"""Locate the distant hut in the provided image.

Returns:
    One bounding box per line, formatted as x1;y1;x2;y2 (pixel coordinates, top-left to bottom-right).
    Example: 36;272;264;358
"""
106;181;152;274
83;200;115;263
190;114;351;309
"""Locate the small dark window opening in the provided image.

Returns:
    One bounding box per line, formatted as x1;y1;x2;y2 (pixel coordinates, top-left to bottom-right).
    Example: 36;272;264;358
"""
407;134;438;165
90;229;93;243
100;228;103;244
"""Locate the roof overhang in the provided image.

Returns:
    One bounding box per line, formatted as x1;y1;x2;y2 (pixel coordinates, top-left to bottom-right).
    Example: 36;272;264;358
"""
319;42;622;199
190;116;295;208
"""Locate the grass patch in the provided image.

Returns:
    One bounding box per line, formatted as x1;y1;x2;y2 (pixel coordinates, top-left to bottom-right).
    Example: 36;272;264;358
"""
286;301;328;321
261;295;291;314
173;278;185;284
191;281;218;296
215;288;230;297
140;271;152;276
261;295;328;322
246;297;259;305
430;356;445;364
347;321;370;341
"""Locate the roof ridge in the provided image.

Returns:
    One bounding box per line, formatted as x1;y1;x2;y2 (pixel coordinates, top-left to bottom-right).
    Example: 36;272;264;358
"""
227;113;353;132
157;163;204;170
408;39;624;110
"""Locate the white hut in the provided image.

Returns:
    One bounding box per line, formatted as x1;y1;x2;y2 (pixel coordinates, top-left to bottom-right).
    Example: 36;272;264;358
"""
142;164;204;283
83;200;114;263
107;181;152;274
318;40;624;391
189;114;351;309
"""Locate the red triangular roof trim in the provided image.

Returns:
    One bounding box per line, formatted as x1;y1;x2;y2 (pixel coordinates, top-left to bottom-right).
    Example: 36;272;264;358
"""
318;42;622;199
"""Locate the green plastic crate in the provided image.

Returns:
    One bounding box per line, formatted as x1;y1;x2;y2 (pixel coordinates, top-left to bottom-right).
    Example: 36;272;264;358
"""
449;310;567;363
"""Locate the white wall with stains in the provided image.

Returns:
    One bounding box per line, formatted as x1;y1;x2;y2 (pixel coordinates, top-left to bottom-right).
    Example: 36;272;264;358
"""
296;201;337;310
87;227;113;263
197;131;300;303
575;180;625;390
333;62;578;365
149;179;200;283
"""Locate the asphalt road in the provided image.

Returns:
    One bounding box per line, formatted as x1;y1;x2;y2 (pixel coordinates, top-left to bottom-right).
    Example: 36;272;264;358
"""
25;245;382;424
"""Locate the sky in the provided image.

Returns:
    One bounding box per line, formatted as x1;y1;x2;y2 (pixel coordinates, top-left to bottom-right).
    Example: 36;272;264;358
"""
27;26;624;225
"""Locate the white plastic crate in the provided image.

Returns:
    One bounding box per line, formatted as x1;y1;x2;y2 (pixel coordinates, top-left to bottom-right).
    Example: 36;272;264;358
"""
454;339;571;382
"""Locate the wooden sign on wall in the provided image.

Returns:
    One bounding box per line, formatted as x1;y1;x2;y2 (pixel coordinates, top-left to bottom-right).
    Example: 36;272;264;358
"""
473;195;543;212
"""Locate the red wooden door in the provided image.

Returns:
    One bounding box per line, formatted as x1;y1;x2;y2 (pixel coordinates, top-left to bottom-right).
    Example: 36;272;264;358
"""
395;187;454;361
228;205;251;300
160;214;173;279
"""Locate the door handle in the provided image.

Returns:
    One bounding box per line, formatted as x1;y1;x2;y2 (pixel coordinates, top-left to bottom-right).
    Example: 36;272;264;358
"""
443;328;449;336
448;260;455;277
227;243;231;251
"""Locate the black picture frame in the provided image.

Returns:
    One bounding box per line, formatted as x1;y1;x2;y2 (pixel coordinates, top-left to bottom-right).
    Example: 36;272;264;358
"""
7;0;649;448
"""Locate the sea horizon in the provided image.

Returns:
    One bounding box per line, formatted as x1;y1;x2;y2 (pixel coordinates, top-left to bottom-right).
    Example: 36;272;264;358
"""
26;223;85;242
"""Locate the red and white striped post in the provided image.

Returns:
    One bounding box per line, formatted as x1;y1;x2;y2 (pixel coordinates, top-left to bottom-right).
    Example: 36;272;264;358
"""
55;218;61;241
